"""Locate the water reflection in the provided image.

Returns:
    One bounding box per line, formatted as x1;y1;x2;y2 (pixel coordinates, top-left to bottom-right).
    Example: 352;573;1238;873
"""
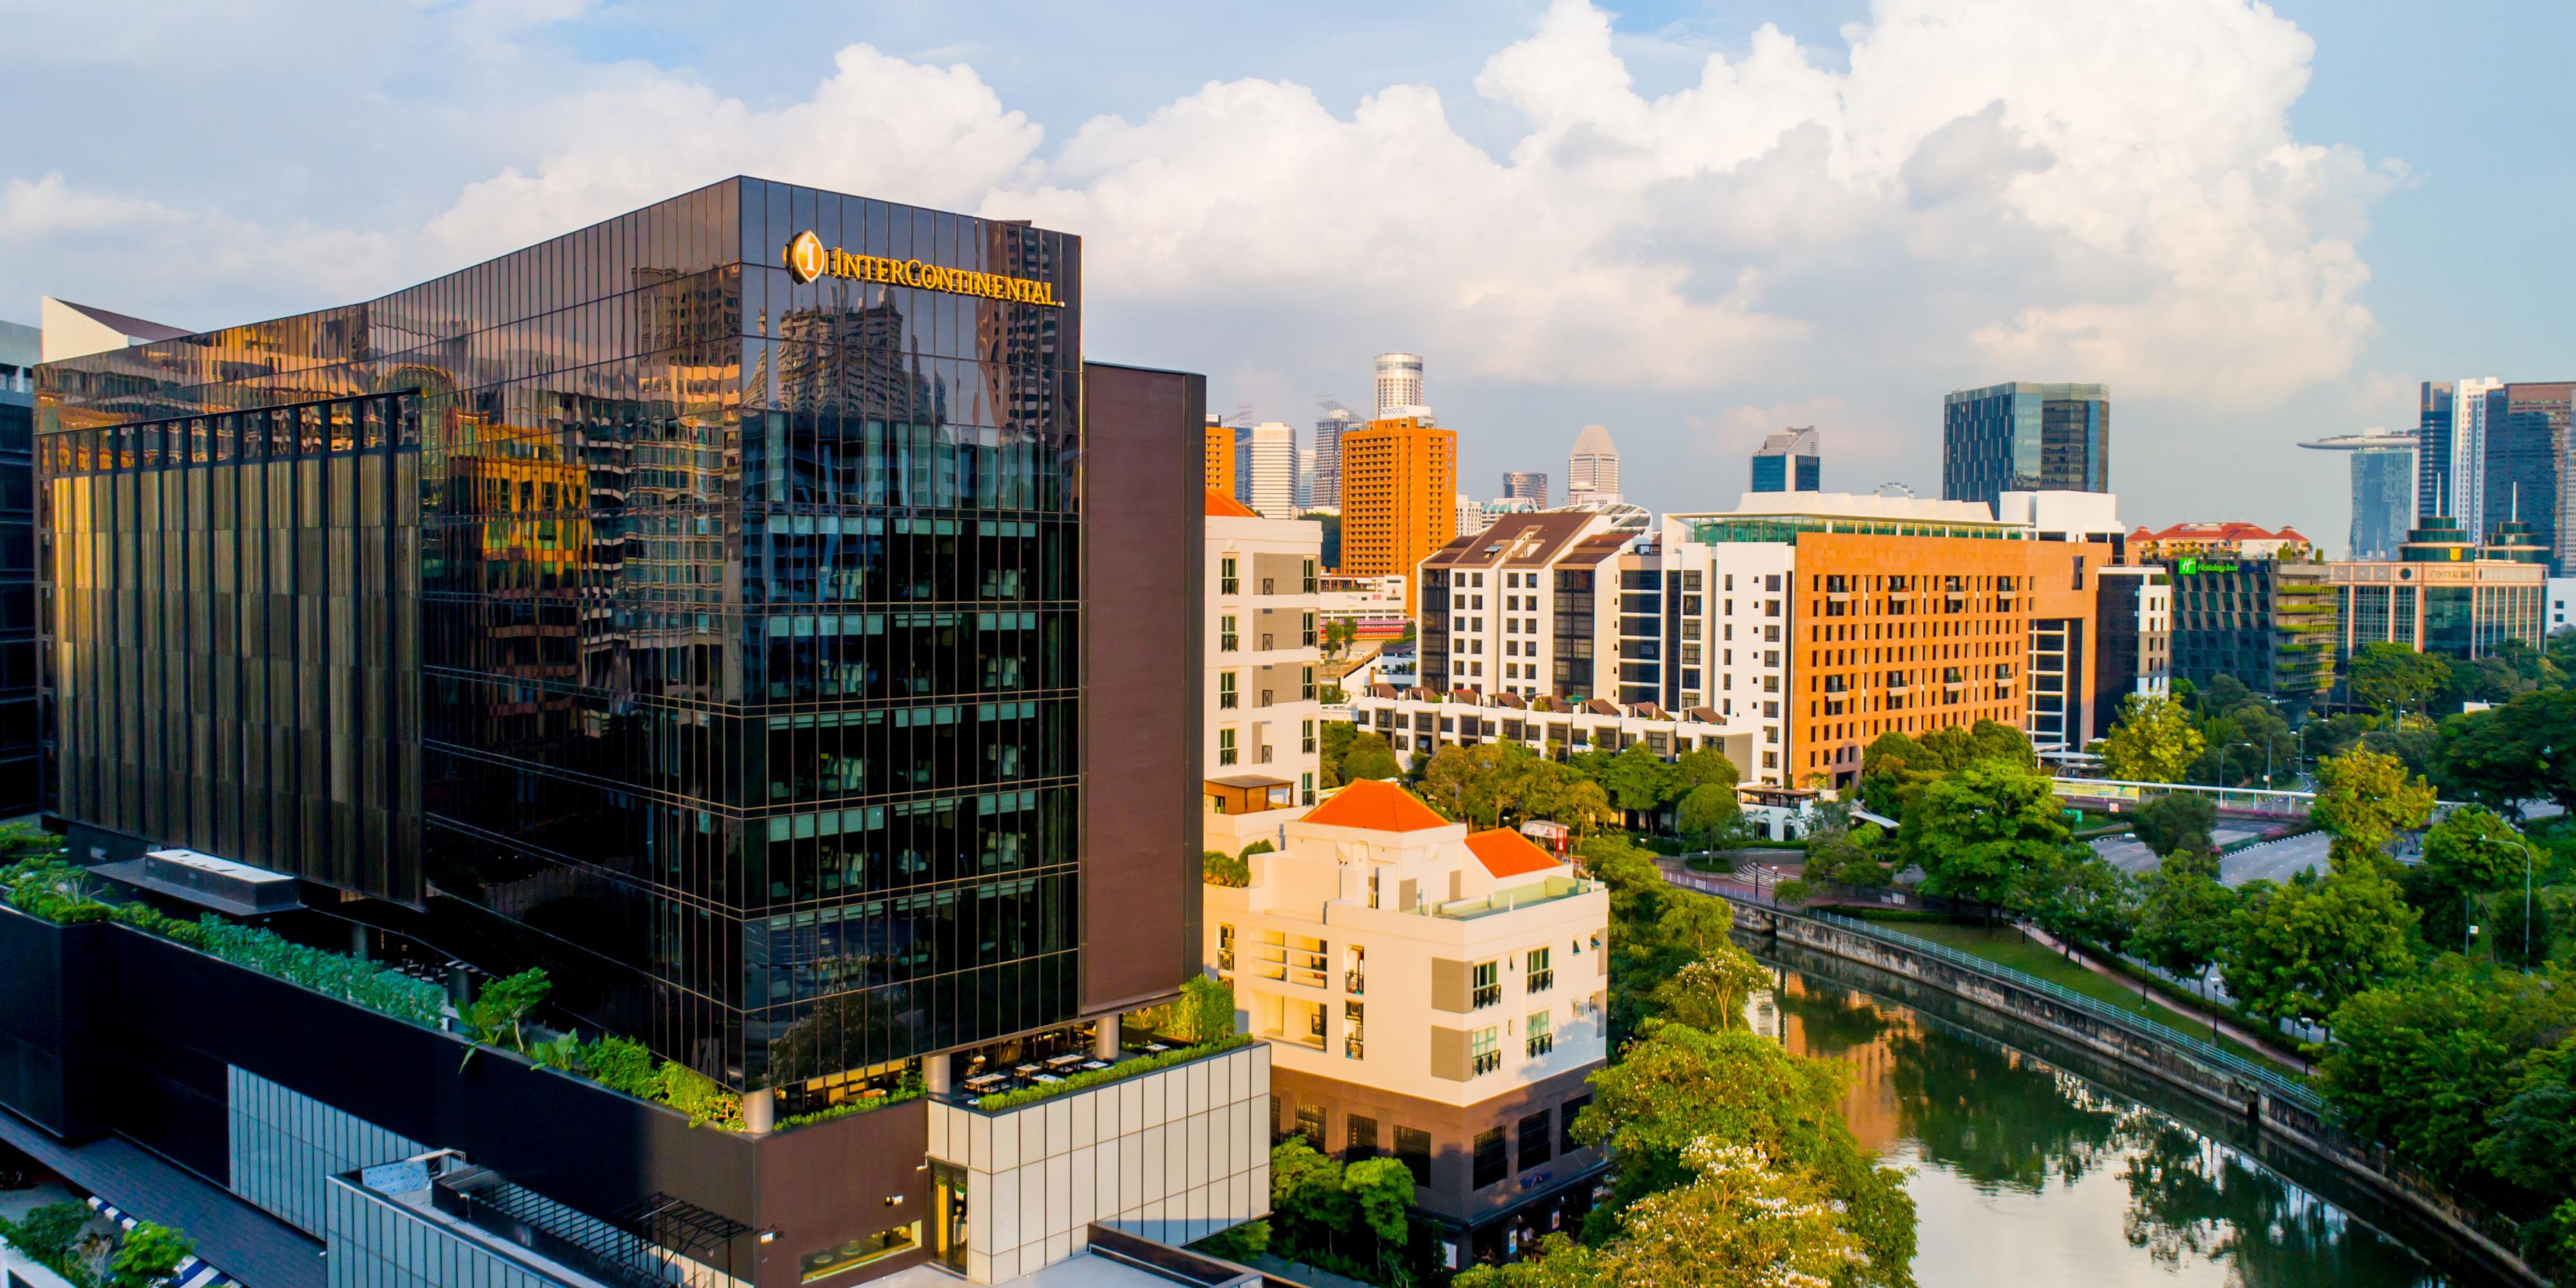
1768;971;2461;1287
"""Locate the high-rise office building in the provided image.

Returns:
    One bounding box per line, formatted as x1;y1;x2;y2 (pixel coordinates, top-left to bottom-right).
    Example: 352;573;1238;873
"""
2418;377;2501;531
1501;471;1548;507
2487;381;2575;571
1340;415;1457;615
1374;353;1426;417
1244;421;1298;519
1313;399;1358;509
2130;522;2338;706
1750;427;1821;493
1940;383;2109;511
2328;513;2546;663
0;319;37;814
2299;428;2418;560
22;179;1264;1288
1566;424;1620;504
1206;412;1236;498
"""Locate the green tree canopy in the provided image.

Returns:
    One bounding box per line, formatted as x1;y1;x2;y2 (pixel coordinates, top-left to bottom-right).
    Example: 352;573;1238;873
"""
1897;761;2075;918
2348;641;2450;716
1671;744;1741;793
1340;730;1400;782
1575;1023;1917;1285
1598;739;1676;815
2320;961;2576;1183
2219;871;2419;1031
1674;782;1741;846
2130;791;2217;860
2099;693;2206;784
107;1223;196;1288
1318;721;1358;789
2129;857;2240;988
2436;690;2576;814
2309;750;2434;877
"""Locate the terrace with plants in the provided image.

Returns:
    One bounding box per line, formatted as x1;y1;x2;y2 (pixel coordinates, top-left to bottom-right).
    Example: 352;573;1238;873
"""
952;975;1250;1114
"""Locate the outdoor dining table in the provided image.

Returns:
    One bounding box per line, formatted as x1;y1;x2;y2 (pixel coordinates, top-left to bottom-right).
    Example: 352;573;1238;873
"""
1045;1054;1086;1070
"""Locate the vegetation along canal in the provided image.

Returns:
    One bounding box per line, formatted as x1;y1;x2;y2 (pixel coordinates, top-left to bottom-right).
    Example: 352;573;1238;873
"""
1747;933;2513;1287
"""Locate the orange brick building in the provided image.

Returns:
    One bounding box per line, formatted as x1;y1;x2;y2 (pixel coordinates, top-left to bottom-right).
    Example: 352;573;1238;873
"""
1204;416;1235;498
1338;415;1455;612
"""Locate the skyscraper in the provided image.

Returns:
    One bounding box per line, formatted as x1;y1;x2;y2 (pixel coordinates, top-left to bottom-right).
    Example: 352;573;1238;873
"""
1940;383;2109;510
1206;412;1236;498
1339;414;1457;614
1566;424;1620;504
2487;381;2574;569
1501;471;1549;506
1455;494;1490;536
1750;427;1821;493
2299;428;2418;560
21;181;1262;1288
2418;377;2501;528
1245;421;1299;518
1374;352;1425;416
1313;398;1359;508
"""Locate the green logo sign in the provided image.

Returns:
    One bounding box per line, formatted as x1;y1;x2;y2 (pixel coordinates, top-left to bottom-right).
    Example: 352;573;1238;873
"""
2174;558;2237;576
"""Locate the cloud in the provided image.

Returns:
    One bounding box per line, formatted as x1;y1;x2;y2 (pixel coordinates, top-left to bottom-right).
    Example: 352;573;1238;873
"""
5;0;2388;417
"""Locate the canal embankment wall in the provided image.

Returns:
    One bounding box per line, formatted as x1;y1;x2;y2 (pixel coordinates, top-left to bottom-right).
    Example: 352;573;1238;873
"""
1730;900;2552;1287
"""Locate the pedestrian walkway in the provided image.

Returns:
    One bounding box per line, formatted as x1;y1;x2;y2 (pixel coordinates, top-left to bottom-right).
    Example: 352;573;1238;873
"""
2014;923;2308;1070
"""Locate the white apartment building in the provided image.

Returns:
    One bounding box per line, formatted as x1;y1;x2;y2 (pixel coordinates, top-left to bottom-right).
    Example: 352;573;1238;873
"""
1318;574;1408;643
1206;492;1325;808
1244;421;1300;520
1349;691;1753;774
1202;780;1610;1265
1417;511;1631;700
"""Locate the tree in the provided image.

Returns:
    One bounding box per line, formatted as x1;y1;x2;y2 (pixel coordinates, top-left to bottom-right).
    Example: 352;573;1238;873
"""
1670;744;1741;793
2219;871;2418;1032
2016;849;2138;953
2348;641;2450;716
2320;962;2576;1182
1318;721;1358;789
1674;782;1739;847
2309;750;2434;877
2130;856;2240;992
2130;791;2217;861
1598;739;1676;820
2301;712;2371;762
107;1224;195;1288
2099;693;2206;784
1804;822;1893;895
1577;1023;1916;1285
2409;806;2538;954
1202;850;1250;887
1461;1140;1871;1288
1897;761;2076;920
2437;690;2576;813
1647;952;1773;1032
1340;731;1399;782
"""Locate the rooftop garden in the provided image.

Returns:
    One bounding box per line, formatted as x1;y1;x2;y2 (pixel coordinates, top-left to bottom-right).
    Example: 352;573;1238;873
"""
967;976;1247;1113
0;848;914;1135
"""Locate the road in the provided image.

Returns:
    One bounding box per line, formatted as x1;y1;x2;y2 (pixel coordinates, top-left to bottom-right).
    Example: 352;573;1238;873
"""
2092;827;2333;887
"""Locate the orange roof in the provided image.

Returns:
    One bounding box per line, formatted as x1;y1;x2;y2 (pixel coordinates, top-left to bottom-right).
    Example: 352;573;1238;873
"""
1302;779;1450;832
2129;520;2309;544
1206;489;1259;518
1465;828;1563;879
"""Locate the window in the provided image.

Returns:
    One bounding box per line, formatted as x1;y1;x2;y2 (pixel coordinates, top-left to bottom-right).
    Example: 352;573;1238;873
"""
1472;1128;1509;1189
1347;1115;1379;1162
1526;947;1553;993
1344;1000;1365;1058
1302;772;1315;806
1472;960;1501;1009
1302;666;1317;701
1302;719;1317;753
1296;1104;1326;1149
1219;728;1237;766
1526;1009;1553;1058
1303;558;1318;594
1220;614;1239;651
1218;924;1236;972
1560;1094;1591;1156
1395;1127;1433;1186
1518;1110;1553;1170
1219;671;1238;709
1470;1026;1501;1075
1221;556;1239;596
1302;611;1318;648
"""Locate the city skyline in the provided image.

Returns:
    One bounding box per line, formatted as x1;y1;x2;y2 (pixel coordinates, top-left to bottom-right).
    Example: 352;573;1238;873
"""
5;3;2570;556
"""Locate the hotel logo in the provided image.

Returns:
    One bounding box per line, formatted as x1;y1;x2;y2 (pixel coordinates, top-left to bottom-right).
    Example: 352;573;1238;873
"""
780;229;1061;307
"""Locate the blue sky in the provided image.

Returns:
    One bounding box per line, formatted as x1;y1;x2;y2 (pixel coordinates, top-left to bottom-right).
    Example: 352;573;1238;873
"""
3;0;2569;551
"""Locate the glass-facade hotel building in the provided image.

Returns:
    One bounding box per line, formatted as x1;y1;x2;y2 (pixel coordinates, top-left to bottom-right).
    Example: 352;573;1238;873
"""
35;177;1206;1099
1941;381;2109;511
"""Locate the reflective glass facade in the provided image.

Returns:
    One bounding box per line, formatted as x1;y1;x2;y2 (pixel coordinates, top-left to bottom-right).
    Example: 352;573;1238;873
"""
1940;382;2109;509
0;390;35;813
40;178;1094;1090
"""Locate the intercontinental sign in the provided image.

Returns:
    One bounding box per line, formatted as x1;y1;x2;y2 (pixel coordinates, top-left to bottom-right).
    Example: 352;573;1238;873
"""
782;229;1062;307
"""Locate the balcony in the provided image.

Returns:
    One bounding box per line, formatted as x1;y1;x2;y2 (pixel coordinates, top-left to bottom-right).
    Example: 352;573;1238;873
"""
1471;983;1502;1009
1526;1034;1553;1059
1344;970;1365;995
1471;1050;1501;1076
1527;968;1553;993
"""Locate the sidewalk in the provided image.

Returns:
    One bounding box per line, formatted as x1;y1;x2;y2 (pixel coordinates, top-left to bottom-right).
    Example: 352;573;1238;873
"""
2014;924;2310;1073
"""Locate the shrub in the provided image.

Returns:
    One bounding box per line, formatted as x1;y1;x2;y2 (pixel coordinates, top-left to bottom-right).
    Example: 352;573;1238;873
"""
193;917;447;1026
1202;850;1251;888
106;1222;194;1288
657;1061;744;1129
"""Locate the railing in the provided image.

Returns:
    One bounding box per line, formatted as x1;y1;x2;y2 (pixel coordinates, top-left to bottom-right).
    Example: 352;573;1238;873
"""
1526;1034;1553;1059
1527;969;1553;993
1471;1050;1501;1075
1800;909;2320;1112
1472;983;1501;1009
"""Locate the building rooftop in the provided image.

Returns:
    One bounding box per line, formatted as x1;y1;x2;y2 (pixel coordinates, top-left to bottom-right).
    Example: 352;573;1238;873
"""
1420;512;1604;569
1696;491;2002;524
1301;779;1451;833
1205;489;1259;518
2130;521;2311;545
1464;828;1561;880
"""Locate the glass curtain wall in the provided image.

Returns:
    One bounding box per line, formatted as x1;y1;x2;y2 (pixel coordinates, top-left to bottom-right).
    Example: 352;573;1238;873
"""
38;178;1084;1092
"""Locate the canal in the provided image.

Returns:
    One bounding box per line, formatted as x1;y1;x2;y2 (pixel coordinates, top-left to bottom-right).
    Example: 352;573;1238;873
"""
1745;934;2512;1288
